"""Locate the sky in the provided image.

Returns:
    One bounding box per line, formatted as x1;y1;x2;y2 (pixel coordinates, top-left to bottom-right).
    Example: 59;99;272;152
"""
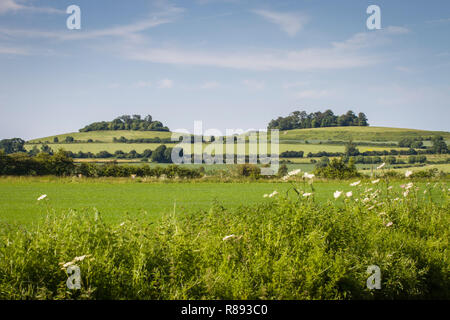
0;0;449;140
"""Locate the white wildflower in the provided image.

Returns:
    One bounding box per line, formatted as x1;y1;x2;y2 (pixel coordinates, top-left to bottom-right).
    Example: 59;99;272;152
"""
350;181;361;187
222;234;236;241
346;191;353;198
334;191;343;199
37;194;47;201
377;163;386;170
372;179;380;184
268;191;278;198
405;170;413;178
386;222;393;227
303;192;313;197
303;172;315;179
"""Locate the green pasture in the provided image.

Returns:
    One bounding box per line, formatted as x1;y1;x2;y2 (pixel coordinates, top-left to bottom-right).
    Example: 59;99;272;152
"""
0;177;444;225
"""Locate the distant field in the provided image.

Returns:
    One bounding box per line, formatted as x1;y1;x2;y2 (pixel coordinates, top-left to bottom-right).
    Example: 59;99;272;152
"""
28;130;173;144
279;126;450;142
25;142;407;155
28;127;450;144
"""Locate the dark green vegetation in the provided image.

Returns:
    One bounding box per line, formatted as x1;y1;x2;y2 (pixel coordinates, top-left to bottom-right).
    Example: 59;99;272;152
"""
0;179;448;299
268;110;369;130
79;114;169;132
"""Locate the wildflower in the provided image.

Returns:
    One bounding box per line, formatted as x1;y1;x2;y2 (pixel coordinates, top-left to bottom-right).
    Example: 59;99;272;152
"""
350;181;361;187
288;169;301;176
303;172;315;179
405;170;413;178
37;194;47;201
119;222;126;226
268;191;278;198
73;255;91;262
130;174;136;179
423;190;427;194
393;198;400;201
303;192;313;197
386;222;393;227
377;163;386;170
263;194;268;198
222;234;236;241
372;179;380;184
405;182;414;190
379;212;386;216
60;254;92;269
362;197;370;203
334;191;343;199
368;206;375;210
387;186;393;190
403;191;409;197
346;191;353;198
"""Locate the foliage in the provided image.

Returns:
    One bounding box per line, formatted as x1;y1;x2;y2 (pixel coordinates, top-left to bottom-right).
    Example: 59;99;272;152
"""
79;115;170;132
268;110;369;130
314;157;360;179
0;181;448;299
0;138;26;154
236;163;261;178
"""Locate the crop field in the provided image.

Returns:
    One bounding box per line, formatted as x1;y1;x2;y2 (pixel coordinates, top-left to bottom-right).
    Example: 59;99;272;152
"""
280;127;450;143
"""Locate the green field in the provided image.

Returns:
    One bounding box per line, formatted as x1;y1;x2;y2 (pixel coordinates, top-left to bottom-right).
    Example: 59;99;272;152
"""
279;126;450;143
0;177;445;225
28;126;450;144
25;141;408;155
0;176;448;299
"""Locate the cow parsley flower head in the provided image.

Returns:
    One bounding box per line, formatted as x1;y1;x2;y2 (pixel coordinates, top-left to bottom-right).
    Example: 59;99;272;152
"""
334;191;343;199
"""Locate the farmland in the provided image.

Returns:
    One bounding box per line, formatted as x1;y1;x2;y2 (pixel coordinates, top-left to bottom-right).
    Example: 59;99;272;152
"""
1;124;449;300
0;175;448;299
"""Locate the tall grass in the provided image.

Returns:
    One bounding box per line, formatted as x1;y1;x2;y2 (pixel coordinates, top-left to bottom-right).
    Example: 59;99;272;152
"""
0;180;448;299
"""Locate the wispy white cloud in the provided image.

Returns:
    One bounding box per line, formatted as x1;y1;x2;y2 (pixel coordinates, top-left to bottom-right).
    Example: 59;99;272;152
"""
157;79;174;88
282;81;309;89
0;44;28;55
242;79;265;90
0;0;64;15
200;81;221;89
0;2;183;40
136;81;152;88
253;9;308;36
294;89;330;99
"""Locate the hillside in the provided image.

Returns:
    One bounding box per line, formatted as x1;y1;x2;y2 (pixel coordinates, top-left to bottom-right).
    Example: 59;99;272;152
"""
278;126;450;143
28;126;450;145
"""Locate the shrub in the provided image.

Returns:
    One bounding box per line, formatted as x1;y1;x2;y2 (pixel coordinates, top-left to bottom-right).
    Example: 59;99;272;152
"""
314;157;360;179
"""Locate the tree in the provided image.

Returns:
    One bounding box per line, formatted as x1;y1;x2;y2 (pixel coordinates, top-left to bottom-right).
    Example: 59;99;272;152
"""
53;137;59;143
345;140;360;156
151;145;167;163
0;138;26;154
358;112;369;126
431;136;449;154
65;136;74;143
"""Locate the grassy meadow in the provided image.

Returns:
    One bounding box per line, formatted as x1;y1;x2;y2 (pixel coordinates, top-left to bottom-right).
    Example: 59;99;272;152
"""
0;175;448;299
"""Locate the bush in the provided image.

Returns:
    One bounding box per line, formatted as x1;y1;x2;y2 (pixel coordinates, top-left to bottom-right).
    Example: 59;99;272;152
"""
236;163;261;178
314;158;360;179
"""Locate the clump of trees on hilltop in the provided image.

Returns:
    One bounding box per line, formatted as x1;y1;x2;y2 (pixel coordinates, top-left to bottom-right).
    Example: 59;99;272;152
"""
268;110;369;130
79;115;169;132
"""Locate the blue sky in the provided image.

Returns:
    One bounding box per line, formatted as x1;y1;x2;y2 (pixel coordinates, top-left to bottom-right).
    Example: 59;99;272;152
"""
0;0;449;140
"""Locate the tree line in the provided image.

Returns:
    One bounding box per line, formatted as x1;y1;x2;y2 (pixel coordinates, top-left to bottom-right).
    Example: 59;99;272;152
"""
0;150;204;178
79;114;170;132
268;110;369;130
